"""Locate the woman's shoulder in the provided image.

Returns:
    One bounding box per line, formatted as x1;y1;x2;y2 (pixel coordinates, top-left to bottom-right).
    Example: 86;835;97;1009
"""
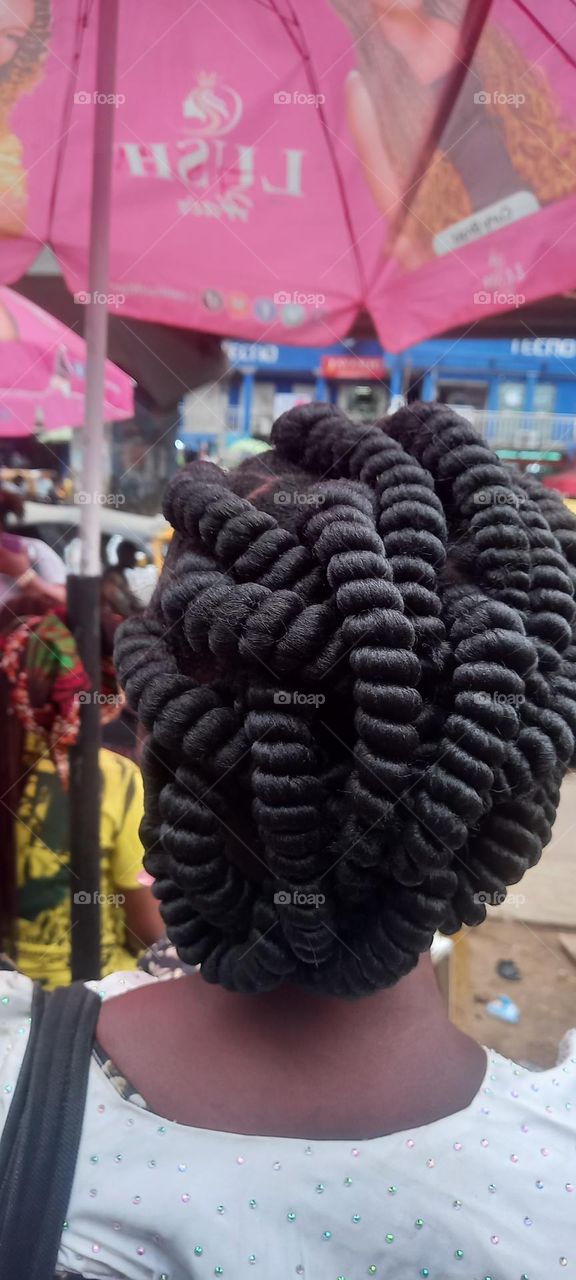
556;1027;576;1066
480;1031;576;1135
86;968;158;1001
0;971;34;1127
0;968;34;1021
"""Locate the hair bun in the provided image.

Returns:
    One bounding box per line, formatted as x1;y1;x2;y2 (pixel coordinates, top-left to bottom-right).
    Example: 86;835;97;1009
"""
116;403;576;995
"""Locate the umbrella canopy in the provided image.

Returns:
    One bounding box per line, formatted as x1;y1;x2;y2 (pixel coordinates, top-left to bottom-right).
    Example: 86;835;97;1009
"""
0;1;574;352
543;471;576;497
0;287;134;437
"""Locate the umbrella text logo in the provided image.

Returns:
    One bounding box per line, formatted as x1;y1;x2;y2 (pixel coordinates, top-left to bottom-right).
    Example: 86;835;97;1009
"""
183;72;242;136
117;72;305;225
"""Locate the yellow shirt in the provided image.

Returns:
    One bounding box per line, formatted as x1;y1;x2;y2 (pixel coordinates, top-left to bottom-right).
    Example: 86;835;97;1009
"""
15;744;145;989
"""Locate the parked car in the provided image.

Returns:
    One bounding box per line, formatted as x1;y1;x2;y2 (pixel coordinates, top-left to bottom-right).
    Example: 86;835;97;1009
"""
8;503;170;605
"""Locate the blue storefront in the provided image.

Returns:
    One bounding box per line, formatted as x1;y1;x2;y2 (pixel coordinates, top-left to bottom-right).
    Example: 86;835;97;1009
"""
181;335;576;463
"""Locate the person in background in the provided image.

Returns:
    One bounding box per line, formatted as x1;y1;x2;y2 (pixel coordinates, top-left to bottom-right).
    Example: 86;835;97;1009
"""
21;529;66;588
329;0;576;267
115;537;158;607
55;469;74;503
2;473;27;495
34;470;56;502
0;489;65;613
101;559;142;621
101;561;143;761
0;604;162;988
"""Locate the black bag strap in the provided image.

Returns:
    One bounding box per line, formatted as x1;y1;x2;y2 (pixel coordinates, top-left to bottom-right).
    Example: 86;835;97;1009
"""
0;980;101;1280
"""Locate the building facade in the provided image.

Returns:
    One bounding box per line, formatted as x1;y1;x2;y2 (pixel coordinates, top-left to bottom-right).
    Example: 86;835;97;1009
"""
182;335;576;466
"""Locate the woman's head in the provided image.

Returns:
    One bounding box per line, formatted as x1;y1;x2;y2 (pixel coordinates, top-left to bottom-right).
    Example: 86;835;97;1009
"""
0;0;49;80
115;403;576;997
0;488;24;527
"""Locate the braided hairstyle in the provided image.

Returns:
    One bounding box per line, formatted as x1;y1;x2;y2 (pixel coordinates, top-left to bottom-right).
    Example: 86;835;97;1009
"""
115;403;576;996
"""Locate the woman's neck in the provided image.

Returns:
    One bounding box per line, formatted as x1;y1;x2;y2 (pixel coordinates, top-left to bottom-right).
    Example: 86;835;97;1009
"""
98;954;488;1138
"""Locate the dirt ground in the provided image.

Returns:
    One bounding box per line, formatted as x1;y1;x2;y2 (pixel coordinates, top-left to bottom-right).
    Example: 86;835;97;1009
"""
448;773;576;1068
450;918;576;1068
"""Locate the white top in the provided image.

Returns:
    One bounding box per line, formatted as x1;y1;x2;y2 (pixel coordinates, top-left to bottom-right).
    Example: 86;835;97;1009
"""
23;535;67;583
0;536;65;601
1;969;575;1280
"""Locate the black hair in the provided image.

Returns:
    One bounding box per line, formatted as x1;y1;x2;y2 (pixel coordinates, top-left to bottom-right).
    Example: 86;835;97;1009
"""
115;403;576;995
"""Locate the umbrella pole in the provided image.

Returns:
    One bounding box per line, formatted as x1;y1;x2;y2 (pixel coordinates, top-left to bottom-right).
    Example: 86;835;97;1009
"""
68;0;119;982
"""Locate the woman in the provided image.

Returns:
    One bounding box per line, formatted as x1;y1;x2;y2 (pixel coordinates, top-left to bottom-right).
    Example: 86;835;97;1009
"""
329;0;576;266
0;0;51;236
0;488;65;613
2;402;576;1277
0;604;162;987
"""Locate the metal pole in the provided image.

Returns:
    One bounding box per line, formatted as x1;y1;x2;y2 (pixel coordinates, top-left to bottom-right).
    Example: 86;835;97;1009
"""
68;0;120;981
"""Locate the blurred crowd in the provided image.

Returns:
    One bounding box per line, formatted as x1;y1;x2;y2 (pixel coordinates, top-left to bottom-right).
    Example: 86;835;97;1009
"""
0;482;163;988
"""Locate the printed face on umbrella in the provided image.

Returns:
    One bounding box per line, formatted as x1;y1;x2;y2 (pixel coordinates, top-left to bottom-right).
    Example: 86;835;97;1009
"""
0;0;35;70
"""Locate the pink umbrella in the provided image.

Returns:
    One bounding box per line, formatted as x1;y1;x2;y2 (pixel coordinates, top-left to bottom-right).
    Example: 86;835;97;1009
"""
0;1;575;350
0;286;134;437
